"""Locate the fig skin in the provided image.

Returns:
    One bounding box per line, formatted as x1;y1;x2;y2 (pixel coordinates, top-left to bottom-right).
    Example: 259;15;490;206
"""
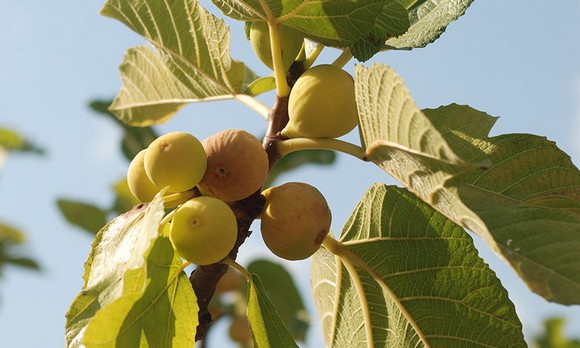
229;315;252;343
170;196;237;265
215;266;243;295
144;132;207;193
260;182;331;260
283;64;358;138
200;129;269;202
127;149;160;202
250;21;303;71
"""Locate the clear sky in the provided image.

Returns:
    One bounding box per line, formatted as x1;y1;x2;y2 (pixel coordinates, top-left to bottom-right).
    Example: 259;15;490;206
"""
0;1;579;347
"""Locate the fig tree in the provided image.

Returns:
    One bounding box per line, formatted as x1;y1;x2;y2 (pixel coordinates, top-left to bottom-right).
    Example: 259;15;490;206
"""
144;132;207;193
200;129;268;202
170;196;237;265
260;182;331;260
283;64;358;138
250;21;303;72
127;149;160;202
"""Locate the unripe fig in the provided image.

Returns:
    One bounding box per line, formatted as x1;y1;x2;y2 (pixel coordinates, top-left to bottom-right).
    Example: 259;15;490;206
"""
200;129;268;202
282;64;358;138
170;196;237;265
250;21;303;71
260;182;331;260
127;149;160;202
144;132;207;193
229;315;252;343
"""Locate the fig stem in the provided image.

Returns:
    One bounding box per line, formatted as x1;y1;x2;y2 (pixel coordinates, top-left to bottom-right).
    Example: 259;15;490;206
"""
332;49;353;69
277;137;368;161
267;21;291;97
234;94;270;119
303;43;324;70
162;189;197;208
222;257;251;282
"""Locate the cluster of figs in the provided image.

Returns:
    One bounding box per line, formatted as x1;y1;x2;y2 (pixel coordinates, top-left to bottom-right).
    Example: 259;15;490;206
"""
126;20;358;267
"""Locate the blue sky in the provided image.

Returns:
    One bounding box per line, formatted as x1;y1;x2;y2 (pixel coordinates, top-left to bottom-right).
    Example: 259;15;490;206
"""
0;1;579;347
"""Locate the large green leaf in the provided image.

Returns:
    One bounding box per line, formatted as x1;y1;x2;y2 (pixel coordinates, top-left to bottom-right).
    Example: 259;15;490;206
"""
57;199;108;235
101;0;250;126
356;63;580;304
385;0;474;50
247;274;298;347
212;0;409;53
65;195;197;347
312;184;525;347
247;259;309;341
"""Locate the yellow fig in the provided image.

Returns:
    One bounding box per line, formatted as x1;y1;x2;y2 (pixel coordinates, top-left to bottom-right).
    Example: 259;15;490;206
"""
282;64;358;138
170;196;237;265
250;21;303;71
144;132;207;193
127;149;160;202
260;182;331;260
200;129;269;202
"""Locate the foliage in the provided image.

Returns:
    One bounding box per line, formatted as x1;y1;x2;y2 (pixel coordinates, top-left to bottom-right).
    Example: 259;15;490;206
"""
534;317;580;348
63;0;579;347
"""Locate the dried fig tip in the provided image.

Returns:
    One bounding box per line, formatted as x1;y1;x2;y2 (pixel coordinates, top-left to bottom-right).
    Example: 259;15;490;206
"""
200;129;269;202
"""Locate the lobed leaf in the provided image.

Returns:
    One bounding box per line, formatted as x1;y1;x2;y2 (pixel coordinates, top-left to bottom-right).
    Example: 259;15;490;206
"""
384;0;475;50
312;184;525;347
247;273;298;347
356;65;580;304
101;0;251;125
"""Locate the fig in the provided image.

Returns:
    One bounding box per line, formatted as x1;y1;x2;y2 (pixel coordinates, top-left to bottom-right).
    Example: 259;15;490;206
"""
170;196;237;265
260;182;331;260
282;64;358;138
127;149;160;202
229;315;252;343
215;266;243;295
200;129;268;202
250;21;303;71
144;132;207;193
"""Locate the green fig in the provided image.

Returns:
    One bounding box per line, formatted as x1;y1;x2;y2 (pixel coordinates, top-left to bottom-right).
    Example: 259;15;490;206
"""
283;64;358;138
250;21;303;71
144;132;207;193
127;149;160;202
170;196;237;265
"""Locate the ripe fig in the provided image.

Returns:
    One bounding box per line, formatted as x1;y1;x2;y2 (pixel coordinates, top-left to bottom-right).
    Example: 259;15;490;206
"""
250;21;303;71
215;266;243;295
260;182;331;260
200;129;268;202
229;315;252;343
170;196;237;265
127;149;160;202
283;64;358;138
144;132;207;193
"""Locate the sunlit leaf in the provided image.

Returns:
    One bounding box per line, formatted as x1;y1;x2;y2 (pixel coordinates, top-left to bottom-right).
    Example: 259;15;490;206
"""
535;317;580;348
385;0;475;50
57;199;108;235
312;184;525;347
65;195;193;346
357;66;580;305
244;76;276;96
247;274;298;347
101;0;252;125
0;223;40;273
213;0;408;51
248;259;309;341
